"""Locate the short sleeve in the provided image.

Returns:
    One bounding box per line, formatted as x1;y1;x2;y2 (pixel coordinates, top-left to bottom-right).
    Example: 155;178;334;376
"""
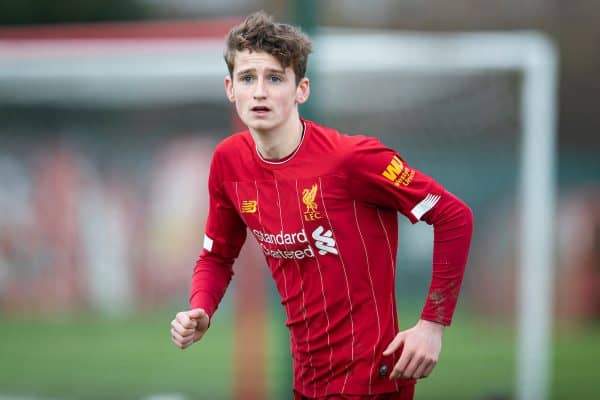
347;136;444;224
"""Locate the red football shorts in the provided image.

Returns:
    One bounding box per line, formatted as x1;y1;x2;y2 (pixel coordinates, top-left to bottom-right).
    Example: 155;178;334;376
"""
293;384;415;400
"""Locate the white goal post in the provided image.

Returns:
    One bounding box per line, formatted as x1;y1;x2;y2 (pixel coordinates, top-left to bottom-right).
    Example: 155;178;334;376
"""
0;28;557;400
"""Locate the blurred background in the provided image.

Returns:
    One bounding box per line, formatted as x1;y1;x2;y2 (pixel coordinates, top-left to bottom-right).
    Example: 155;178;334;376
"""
0;1;598;399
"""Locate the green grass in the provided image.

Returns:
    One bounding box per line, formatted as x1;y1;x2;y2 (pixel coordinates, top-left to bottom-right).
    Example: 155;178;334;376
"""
0;311;599;399
415;319;516;399
0;312;233;399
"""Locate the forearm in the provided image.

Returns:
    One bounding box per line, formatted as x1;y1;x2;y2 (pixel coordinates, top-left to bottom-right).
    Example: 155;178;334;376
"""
421;191;474;325
189;250;235;318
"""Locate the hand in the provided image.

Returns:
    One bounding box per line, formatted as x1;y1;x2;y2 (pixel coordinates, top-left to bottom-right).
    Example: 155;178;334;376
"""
170;308;210;350
382;319;444;380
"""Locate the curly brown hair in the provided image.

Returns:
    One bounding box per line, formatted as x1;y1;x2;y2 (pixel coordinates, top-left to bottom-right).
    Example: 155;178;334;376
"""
224;11;313;85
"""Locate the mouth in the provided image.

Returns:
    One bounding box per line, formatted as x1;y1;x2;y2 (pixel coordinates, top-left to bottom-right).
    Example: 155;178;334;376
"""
251;106;271;114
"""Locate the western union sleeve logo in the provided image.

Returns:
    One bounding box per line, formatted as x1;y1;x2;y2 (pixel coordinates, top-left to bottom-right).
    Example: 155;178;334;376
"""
382;155;404;180
241;200;257;213
302;183;322;221
381;155;415;187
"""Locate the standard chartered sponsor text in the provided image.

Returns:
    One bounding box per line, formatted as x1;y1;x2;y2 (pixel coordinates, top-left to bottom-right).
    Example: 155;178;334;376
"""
253;228;314;259
259;242;315;259
252;227;337;259
253;228;308;245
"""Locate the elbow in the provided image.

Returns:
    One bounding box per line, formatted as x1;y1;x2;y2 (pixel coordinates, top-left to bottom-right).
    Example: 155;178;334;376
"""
460;202;475;245
458;200;474;237
464;202;474;229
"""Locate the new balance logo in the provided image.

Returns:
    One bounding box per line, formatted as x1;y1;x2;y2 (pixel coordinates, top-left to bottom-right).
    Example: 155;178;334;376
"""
312;226;338;256
241;200;257;213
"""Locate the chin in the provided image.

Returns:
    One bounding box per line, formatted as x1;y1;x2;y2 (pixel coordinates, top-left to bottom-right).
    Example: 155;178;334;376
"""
246;119;277;132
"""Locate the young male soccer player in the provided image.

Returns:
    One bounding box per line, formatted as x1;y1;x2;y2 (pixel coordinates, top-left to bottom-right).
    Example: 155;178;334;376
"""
170;11;473;400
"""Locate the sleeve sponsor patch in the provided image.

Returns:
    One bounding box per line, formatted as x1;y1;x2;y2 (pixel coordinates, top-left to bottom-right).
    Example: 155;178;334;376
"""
411;193;441;220
381;155;415;187
203;234;214;252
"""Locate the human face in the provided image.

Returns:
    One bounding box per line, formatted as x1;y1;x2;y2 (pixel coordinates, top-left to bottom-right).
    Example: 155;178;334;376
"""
225;50;309;134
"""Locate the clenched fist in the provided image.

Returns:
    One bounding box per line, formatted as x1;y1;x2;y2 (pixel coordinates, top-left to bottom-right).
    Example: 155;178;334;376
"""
171;308;210;350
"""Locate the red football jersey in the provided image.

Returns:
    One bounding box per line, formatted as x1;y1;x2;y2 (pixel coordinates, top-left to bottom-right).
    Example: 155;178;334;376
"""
190;120;473;397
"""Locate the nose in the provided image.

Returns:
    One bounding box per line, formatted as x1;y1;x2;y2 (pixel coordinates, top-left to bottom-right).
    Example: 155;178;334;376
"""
253;77;267;99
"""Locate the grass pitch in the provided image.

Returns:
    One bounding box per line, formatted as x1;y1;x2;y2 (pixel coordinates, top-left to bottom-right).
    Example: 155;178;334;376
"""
0;310;598;399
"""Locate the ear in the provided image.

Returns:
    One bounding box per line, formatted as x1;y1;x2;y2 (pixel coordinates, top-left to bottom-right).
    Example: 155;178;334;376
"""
296;77;310;104
224;75;235;102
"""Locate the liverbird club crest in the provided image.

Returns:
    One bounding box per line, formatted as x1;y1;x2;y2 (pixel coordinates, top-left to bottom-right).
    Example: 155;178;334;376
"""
302;183;322;221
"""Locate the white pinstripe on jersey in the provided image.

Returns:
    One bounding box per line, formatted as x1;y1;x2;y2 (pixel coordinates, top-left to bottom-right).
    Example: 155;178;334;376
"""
318;176;356;393
272;180;291;310
295;179;333;397
291;179;319;395
376;209;400;391
242;180;299;376
353;201;382;395
272;179;310;390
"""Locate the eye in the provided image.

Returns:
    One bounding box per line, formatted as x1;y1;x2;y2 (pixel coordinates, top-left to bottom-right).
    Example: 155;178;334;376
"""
270;75;282;83
240;75;254;83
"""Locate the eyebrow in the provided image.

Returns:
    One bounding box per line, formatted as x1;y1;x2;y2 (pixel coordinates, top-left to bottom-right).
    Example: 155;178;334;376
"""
236;68;286;76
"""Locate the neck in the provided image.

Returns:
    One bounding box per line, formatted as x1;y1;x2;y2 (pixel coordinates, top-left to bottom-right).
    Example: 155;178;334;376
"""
251;116;304;160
